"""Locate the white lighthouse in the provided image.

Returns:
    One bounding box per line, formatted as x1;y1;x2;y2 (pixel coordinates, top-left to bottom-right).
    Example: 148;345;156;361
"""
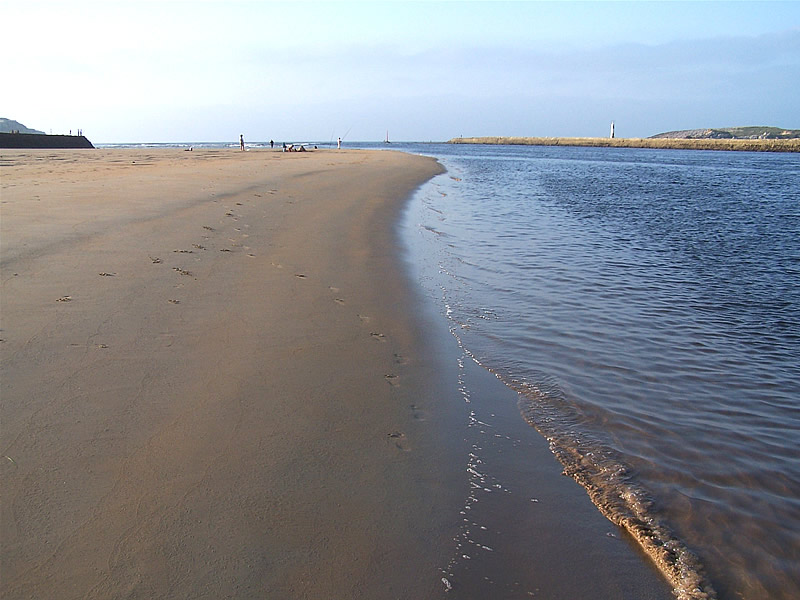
610;121;615;139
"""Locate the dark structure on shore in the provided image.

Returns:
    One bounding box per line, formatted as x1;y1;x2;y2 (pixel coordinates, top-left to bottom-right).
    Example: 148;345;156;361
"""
0;133;94;149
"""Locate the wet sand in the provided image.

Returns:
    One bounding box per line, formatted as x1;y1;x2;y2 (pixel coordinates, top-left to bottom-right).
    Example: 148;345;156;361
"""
1;148;674;599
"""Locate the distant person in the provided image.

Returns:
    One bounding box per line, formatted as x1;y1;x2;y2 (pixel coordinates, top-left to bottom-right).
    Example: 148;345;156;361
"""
240;134;245;151
270;139;274;149
337;137;341;149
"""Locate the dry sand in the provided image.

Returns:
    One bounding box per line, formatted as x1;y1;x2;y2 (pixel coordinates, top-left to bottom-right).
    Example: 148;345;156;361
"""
1;148;674;600
1;148;453;599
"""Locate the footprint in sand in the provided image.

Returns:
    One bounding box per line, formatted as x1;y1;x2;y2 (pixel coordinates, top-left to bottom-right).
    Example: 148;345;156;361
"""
370;332;386;342
203;225;215;231
410;404;427;421
394;353;409;365
56;296;72;302
192;244;207;250
98;272;116;277
150;256;162;264
388;431;411;451
168;299;181;304
385;374;399;387
295;273;307;279
328;287;345;304
358;314;371;323
173;267;193;276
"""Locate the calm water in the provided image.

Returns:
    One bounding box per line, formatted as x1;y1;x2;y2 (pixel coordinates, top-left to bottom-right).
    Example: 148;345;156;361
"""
394;143;799;600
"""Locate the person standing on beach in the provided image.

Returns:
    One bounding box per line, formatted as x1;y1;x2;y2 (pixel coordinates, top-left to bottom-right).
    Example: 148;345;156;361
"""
337;137;342;149
240;134;245;151
270;140;274;149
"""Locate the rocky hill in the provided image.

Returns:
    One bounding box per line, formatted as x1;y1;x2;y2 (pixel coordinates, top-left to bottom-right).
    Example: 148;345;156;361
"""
650;126;800;140
0;118;45;134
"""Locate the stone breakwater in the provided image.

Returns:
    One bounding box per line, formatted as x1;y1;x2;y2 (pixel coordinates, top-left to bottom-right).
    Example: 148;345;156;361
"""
0;133;94;149
448;136;800;153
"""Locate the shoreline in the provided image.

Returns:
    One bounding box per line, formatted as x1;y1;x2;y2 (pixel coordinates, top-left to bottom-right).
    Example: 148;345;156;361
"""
449;135;800;152
2;148;674;599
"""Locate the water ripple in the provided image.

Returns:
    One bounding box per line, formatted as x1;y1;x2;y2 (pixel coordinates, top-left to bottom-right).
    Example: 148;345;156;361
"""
410;144;800;600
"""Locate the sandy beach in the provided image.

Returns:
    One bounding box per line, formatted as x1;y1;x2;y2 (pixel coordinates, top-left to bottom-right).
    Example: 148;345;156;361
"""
1;148;674;600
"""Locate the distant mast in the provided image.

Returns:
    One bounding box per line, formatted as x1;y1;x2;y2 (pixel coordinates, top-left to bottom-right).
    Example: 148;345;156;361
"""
610;121;615;139
385;130;390;144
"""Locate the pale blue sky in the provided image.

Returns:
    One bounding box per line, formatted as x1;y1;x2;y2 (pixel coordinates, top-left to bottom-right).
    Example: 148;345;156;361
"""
3;1;798;143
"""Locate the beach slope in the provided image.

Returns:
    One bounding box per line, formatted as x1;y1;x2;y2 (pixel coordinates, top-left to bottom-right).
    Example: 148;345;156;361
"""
1;148;452;599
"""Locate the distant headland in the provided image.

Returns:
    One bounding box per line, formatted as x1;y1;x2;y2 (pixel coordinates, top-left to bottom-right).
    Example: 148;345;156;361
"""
449;126;800;153
0;118;94;149
650;126;800;140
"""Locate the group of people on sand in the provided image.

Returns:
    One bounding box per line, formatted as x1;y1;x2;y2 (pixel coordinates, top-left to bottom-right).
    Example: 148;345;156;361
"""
238;135;320;152
283;143;310;152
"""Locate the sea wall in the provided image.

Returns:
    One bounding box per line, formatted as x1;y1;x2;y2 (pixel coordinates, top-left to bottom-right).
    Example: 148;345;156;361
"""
0;133;94;149
448;136;800;153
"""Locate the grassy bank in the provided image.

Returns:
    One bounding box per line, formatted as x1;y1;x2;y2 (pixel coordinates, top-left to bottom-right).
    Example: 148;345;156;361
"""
448;136;800;153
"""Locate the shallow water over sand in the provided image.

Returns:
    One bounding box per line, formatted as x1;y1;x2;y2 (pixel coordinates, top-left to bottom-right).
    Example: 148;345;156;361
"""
399;143;800;600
